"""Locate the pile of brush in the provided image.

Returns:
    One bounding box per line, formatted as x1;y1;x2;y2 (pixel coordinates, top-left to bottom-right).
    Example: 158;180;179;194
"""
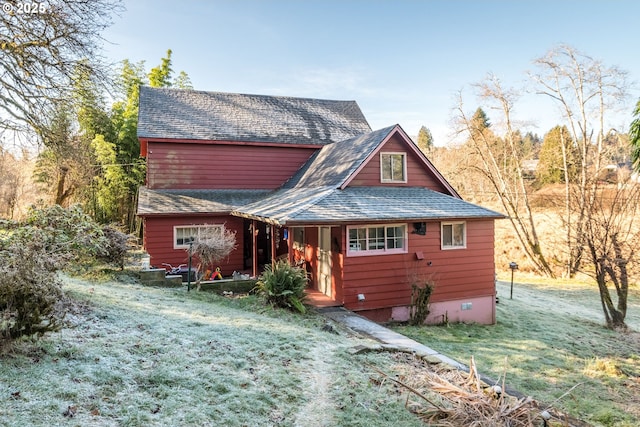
373;354;586;427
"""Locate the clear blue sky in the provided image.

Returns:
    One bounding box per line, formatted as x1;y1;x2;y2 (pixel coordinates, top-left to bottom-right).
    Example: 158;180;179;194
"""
102;0;640;145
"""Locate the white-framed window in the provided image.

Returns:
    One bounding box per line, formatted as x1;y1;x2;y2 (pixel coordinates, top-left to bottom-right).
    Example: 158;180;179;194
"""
380;152;407;183
347;224;407;256
441;222;466;249
173;224;222;249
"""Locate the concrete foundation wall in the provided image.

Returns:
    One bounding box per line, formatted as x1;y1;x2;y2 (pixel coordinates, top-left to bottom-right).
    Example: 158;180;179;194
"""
390;295;496;325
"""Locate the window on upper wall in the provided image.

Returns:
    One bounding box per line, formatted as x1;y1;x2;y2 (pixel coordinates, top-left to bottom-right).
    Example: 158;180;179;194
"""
347;224;407;256
441;222;466;249
380;152;407;183
174;225;222;249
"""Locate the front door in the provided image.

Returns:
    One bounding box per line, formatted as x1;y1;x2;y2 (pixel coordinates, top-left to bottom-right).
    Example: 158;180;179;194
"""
318;226;332;297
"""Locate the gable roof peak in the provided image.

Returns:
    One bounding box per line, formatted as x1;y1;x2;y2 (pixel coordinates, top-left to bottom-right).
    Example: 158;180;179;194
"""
282;124;397;190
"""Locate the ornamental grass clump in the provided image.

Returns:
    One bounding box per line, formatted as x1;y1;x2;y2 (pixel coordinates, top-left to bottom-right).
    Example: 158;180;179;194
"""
257;259;308;313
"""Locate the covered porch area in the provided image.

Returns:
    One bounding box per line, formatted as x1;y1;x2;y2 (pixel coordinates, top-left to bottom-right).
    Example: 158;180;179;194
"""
244;218;344;308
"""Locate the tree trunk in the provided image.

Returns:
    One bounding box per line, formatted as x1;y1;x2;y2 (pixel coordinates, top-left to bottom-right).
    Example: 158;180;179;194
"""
55;166;74;206
595;254;627;330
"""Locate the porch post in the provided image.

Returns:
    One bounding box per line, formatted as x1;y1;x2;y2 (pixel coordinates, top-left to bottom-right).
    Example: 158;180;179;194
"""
252;220;258;278
270;224;277;266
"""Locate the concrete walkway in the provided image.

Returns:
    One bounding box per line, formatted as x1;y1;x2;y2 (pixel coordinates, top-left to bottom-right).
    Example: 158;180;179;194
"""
319;307;466;370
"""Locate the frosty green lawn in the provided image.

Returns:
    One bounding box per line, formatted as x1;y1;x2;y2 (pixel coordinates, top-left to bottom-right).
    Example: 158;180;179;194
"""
393;279;640;427
0;276;423;427
2;274;638;426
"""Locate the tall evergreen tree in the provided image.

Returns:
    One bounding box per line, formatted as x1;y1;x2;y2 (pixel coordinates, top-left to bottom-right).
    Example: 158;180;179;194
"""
174;71;194;89
148;49;174;88
521;132;542;158
90;50;190;230
34;50;191;230
536;126;577;185
417;126;434;154
472;107;491;130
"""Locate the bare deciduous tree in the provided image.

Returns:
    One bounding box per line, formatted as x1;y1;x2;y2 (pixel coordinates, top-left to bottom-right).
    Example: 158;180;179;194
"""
451;45;633;327
530;45;630;277
583;181;639;329
32;102;94;206
0;147;36;218
454;75;554;276
528;45;634;328
0;0;122;133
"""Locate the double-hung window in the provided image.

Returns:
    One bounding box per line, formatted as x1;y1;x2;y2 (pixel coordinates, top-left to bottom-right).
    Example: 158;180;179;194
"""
174;225;222;249
441;222;466;249
380;152;407;183
347;224;407;256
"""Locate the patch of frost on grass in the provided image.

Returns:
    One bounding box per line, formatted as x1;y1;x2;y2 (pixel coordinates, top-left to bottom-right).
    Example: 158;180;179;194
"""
0;276;424;427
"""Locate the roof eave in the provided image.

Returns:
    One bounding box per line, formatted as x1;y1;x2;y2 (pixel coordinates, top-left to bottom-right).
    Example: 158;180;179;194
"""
230;210;283;226
138;137;324;149
228;212;506;227
137;211;233;217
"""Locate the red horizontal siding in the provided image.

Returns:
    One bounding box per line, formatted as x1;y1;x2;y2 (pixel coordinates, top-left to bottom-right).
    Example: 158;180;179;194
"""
147;142;317;189
347;134;448;192
144;215;245;276
342;220;496;310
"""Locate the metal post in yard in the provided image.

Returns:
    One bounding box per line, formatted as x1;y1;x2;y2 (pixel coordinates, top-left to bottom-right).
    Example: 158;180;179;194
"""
187;242;193;292
509;261;518;299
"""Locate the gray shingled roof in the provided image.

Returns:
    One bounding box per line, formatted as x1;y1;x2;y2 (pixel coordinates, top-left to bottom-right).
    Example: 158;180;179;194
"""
136;93;503;224
232;186;504;225
137;87;372;145
137;187;270;215
282;125;395;188
231;187;335;223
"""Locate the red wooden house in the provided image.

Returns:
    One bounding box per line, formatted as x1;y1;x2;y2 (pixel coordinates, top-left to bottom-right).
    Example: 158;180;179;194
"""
137;87;504;324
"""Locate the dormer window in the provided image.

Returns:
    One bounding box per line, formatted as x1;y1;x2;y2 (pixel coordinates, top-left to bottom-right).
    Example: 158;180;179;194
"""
380;152;407;183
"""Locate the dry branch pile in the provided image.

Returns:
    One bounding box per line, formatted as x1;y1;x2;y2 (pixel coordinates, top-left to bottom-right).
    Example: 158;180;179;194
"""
374;353;587;427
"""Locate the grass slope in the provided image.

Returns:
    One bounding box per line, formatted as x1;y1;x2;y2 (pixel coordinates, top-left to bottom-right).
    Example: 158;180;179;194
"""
3;273;638;426
393;280;640;427
0;275;423;427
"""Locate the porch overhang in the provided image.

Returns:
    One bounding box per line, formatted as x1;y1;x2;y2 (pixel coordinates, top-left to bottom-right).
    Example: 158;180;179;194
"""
229;211;283;226
230;186;505;226
137;187;271;216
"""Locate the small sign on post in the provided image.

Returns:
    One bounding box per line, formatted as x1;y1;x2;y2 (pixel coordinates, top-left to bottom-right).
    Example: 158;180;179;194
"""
509;262;518;299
